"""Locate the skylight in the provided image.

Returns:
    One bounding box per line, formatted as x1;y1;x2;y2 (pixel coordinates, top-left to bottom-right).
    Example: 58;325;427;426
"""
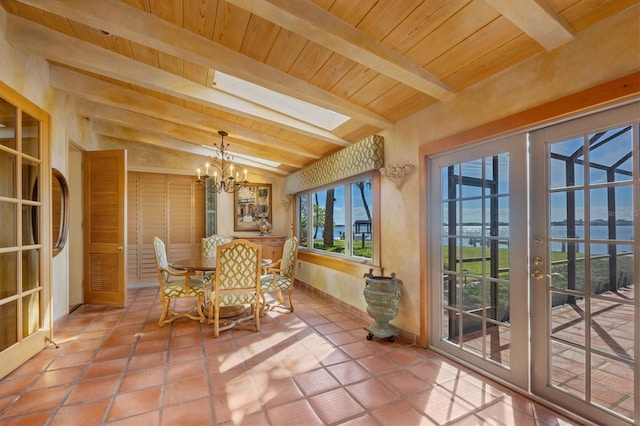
212;72;350;131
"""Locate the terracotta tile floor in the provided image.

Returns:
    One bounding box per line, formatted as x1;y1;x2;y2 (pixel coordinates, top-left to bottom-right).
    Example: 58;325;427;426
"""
448;285;635;421
0;286;583;425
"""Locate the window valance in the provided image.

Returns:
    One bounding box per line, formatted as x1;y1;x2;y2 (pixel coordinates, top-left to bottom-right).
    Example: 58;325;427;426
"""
285;134;384;194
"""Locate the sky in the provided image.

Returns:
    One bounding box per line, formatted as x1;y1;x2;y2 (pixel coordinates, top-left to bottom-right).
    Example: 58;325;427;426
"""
441;125;635;227
311;181;373;226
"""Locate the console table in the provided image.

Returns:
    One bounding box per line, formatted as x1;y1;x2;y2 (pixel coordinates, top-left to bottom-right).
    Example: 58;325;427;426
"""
233;235;286;263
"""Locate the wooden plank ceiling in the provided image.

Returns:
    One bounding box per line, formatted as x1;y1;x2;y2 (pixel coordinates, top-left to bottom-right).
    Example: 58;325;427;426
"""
0;0;636;177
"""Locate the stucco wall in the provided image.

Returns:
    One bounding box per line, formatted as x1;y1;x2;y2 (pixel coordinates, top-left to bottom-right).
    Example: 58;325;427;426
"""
0;7;63;321
297;4;640;339
1;4;638;329
0;7;105;322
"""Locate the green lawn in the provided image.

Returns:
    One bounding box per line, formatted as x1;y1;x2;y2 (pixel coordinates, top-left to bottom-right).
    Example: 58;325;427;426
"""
443;244;632;295
310;239;372;258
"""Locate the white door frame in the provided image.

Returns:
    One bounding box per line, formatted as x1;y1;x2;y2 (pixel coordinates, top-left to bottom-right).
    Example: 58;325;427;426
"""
428;133;529;389
530;102;639;425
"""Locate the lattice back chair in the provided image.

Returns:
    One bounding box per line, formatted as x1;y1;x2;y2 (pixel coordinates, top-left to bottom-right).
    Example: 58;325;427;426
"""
208;239;262;337
153;236;206;326
201;234;232;285
260;236;299;315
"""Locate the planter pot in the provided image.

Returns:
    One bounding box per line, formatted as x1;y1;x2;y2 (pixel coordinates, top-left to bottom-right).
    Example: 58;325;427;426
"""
363;269;402;342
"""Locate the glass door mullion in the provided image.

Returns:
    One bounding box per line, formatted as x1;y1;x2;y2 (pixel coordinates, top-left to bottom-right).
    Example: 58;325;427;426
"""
531;102;638;425
429;133;528;389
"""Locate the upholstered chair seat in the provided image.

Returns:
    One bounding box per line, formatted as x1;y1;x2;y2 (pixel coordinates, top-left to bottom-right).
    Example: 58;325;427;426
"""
153;236;206;326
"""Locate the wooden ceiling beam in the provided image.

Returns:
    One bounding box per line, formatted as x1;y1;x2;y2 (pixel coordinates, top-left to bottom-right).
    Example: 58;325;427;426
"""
91;121;288;175
5;14;350;146
14;0;392;130
82;107;306;170
484;0;575;50
48;66;321;161
227;0;456;101
75;99;320;163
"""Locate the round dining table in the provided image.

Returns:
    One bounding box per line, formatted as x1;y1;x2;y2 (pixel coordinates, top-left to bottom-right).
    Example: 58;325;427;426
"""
169;255;217;272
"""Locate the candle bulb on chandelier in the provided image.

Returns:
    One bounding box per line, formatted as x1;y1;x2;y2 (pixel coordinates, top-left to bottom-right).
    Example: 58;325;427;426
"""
195;130;248;193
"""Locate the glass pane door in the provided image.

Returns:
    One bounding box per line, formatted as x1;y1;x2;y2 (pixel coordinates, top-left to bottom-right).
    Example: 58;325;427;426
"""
530;102;638;425
0;92;47;380
429;134;528;388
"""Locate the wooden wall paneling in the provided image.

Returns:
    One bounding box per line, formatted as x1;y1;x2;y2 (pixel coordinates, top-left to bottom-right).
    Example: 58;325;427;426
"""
126;172;140;283
125;172;206;285
166;174;193;261
194;182;206;259
141;173;167;282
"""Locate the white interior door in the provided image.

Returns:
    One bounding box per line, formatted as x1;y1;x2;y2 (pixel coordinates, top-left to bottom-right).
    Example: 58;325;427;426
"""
428;134;529;389
530;102;638;425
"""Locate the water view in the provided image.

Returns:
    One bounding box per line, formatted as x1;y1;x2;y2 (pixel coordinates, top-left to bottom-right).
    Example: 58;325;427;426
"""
444;225;634;255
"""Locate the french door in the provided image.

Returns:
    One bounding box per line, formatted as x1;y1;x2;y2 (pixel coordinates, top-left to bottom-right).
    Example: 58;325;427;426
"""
428;134;529;388
0;82;51;380
530;103;638;425
429;102;638;425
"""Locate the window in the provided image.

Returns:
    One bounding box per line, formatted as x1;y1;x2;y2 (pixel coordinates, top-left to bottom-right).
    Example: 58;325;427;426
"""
296;173;376;262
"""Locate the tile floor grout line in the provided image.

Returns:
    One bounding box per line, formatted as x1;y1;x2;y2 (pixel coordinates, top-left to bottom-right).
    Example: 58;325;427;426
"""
43;290;146;426
0;290;139;425
0;285;587;425
199;313;220;424
98;288;152;425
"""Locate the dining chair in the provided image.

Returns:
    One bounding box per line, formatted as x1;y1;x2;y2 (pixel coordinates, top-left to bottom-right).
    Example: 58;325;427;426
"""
208;239;262;337
202;234;233;258
153;236;206;326
201;234;232;285
260;236;299;316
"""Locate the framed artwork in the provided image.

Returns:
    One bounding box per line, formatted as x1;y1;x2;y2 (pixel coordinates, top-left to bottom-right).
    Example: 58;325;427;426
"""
234;183;272;232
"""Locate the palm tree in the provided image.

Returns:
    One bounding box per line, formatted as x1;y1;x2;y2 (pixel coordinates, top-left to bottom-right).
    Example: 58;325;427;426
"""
355;180;372;222
313;193;324;239
323;189;335;247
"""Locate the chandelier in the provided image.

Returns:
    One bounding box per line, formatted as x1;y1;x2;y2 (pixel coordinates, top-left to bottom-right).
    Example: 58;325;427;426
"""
196;130;248;193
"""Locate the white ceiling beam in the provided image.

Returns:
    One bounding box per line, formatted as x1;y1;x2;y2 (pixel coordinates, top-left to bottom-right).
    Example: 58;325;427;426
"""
14;0;392;130
75;99;319;164
227;0;456;101
484;0;575;50
50;67;324;158
5;14;350;146
91;121;288;175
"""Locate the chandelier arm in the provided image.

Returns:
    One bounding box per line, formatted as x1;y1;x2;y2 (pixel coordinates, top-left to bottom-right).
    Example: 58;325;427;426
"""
196;130;248;193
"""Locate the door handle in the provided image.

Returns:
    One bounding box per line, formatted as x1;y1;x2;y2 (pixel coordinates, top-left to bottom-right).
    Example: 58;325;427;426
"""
117;246;124;251
531;270;545;280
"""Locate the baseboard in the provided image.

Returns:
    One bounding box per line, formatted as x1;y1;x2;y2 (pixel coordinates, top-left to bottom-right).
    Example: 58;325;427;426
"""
294;279;419;345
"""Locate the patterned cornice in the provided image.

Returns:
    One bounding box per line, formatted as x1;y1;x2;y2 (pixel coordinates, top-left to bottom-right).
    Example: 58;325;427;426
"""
285;135;384;194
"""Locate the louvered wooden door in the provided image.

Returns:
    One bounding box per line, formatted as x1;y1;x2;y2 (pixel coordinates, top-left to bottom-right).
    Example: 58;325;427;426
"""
83;150;127;307
127;172;205;286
